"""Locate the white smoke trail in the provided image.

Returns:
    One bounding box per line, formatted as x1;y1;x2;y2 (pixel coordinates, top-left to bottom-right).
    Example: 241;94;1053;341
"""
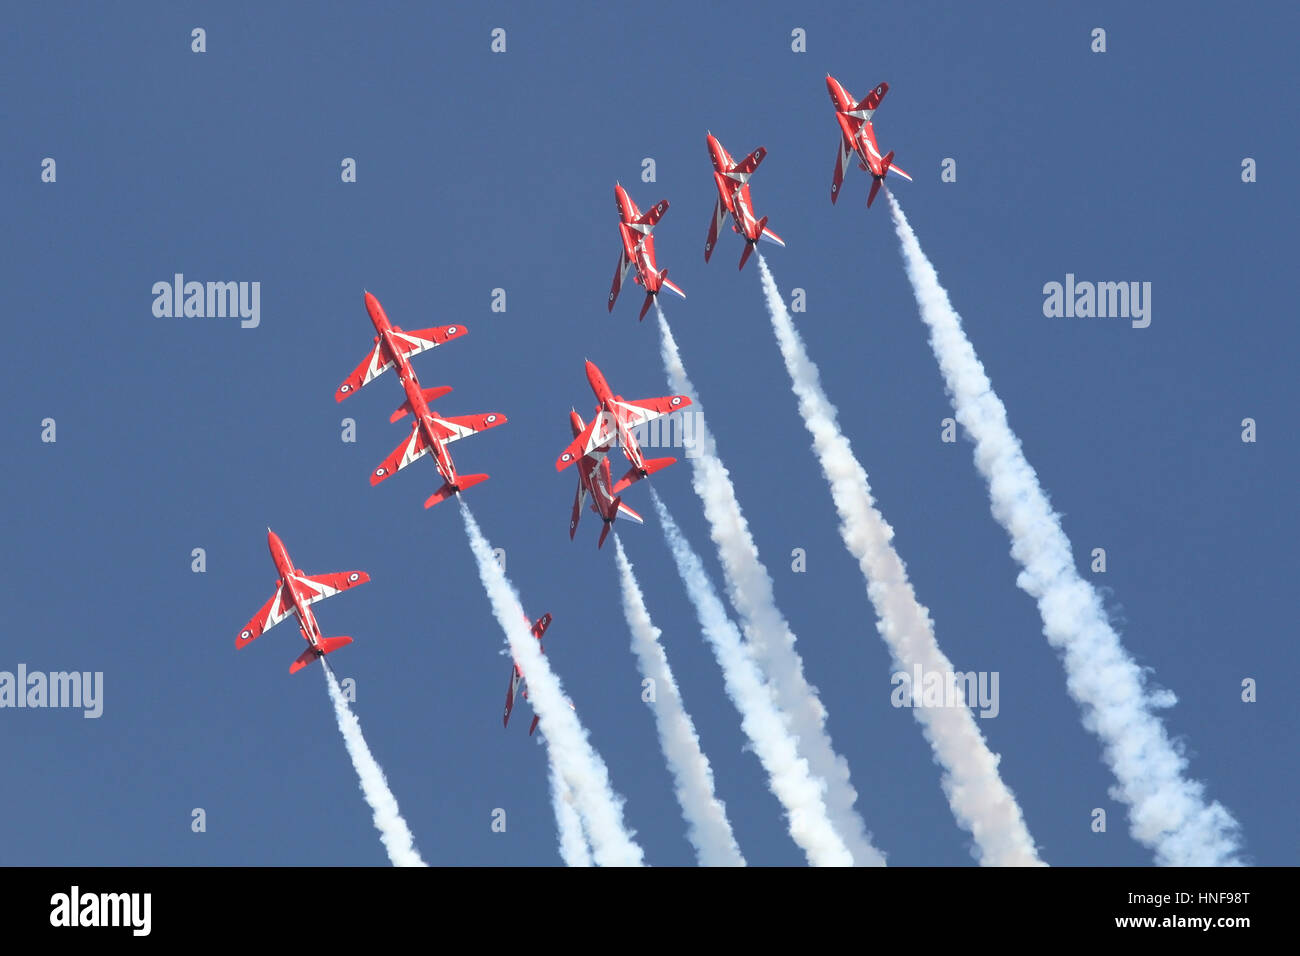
547;748;592;866
612;536;746;866
887;193;1243;866
656;306;884;866
651;489;854;866
458;499;645;866
321;666;426;866
756;253;1044;866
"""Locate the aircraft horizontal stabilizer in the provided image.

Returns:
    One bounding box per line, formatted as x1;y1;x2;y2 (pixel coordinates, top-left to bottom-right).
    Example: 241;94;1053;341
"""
613;456;676;493
391;386;453;422
289;636;353;674
425;473;489;508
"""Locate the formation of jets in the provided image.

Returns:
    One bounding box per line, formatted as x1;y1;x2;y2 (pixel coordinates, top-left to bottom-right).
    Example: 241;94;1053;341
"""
563;409;645;549
237;292;507;672
604;74;907;318
236;76;908;735
556;360;692;547
338;291;506;507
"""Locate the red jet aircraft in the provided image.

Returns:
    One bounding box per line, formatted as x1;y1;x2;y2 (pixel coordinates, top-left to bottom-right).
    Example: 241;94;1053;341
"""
236;529;369;674
336;291;467;401
370;367;507;508
566;409;645;549
704;132;785;271
608;183;686;321
336;292;506;507
826;74;912;208
555;360;692;491
504;613;555;735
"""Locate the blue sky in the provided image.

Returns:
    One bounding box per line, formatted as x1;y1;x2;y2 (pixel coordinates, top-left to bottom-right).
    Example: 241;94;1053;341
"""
2;1;1294;865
